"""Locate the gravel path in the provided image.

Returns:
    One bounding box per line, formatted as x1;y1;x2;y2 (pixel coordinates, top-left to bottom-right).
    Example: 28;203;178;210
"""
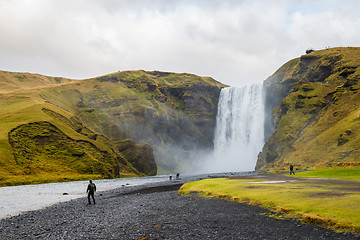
0;177;359;239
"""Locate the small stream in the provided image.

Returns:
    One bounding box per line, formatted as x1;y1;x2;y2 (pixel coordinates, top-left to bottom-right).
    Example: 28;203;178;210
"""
0;175;169;219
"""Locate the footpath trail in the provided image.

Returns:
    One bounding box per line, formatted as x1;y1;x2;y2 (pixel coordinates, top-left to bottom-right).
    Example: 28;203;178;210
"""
0;177;359;239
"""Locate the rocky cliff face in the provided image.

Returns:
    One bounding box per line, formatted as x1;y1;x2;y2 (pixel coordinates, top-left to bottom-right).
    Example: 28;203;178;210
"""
257;47;360;170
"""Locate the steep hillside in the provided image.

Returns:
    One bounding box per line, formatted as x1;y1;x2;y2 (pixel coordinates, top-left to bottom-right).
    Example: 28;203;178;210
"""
0;70;225;185
40;70;226;173
257;47;360;170
0;72;152;186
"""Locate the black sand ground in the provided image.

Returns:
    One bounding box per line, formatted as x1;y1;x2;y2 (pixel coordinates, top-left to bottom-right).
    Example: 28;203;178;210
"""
0;176;359;240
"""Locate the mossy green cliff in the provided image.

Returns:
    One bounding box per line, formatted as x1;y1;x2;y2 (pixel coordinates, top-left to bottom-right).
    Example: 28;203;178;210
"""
257;47;360;170
0;70;225;185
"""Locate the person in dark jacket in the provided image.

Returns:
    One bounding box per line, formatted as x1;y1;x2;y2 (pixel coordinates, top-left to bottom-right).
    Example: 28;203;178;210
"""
289;164;295;175
87;179;96;204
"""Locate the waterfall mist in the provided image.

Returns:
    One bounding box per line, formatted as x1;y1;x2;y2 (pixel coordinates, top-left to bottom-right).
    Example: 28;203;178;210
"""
198;84;265;173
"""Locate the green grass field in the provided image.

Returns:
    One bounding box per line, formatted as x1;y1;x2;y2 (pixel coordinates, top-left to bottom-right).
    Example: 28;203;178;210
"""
293;168;360;181
179;168;360;234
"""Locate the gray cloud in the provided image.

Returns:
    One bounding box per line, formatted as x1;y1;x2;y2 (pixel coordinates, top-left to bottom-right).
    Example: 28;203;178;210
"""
0;0;359;86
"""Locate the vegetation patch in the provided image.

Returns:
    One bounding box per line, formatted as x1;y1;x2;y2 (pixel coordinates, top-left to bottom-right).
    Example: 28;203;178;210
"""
260;212;288;220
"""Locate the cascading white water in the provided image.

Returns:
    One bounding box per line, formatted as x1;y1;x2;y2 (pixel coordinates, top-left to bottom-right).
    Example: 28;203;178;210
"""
205;84;265;172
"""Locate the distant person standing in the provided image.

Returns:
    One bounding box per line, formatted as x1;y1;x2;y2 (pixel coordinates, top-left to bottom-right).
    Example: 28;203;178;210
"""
169;174;172;181
289;164;295;175
87;179;96;204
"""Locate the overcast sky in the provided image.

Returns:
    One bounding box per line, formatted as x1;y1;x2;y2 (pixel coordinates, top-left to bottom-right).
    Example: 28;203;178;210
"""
0;0;359;86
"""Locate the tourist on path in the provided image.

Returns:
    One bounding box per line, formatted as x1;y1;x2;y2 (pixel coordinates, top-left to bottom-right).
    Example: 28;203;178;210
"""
87;180;96;204
289;164;295;175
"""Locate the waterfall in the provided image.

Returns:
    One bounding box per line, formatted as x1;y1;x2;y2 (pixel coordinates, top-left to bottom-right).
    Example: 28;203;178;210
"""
206;84;265;172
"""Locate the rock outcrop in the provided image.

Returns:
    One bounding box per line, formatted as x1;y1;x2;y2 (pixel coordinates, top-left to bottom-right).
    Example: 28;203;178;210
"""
117;139;157;176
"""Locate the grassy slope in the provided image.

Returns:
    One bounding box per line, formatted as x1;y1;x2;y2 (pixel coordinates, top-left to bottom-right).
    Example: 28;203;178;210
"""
258;47;360;170
0;76;141;186
180;168;360;234
0;70;225;185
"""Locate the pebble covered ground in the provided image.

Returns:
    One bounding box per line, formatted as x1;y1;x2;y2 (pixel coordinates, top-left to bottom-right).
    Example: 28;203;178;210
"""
0;177;359;239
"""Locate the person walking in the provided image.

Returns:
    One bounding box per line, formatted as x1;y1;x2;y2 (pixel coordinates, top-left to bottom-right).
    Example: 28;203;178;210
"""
87;179;96;204
289;164;295;175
